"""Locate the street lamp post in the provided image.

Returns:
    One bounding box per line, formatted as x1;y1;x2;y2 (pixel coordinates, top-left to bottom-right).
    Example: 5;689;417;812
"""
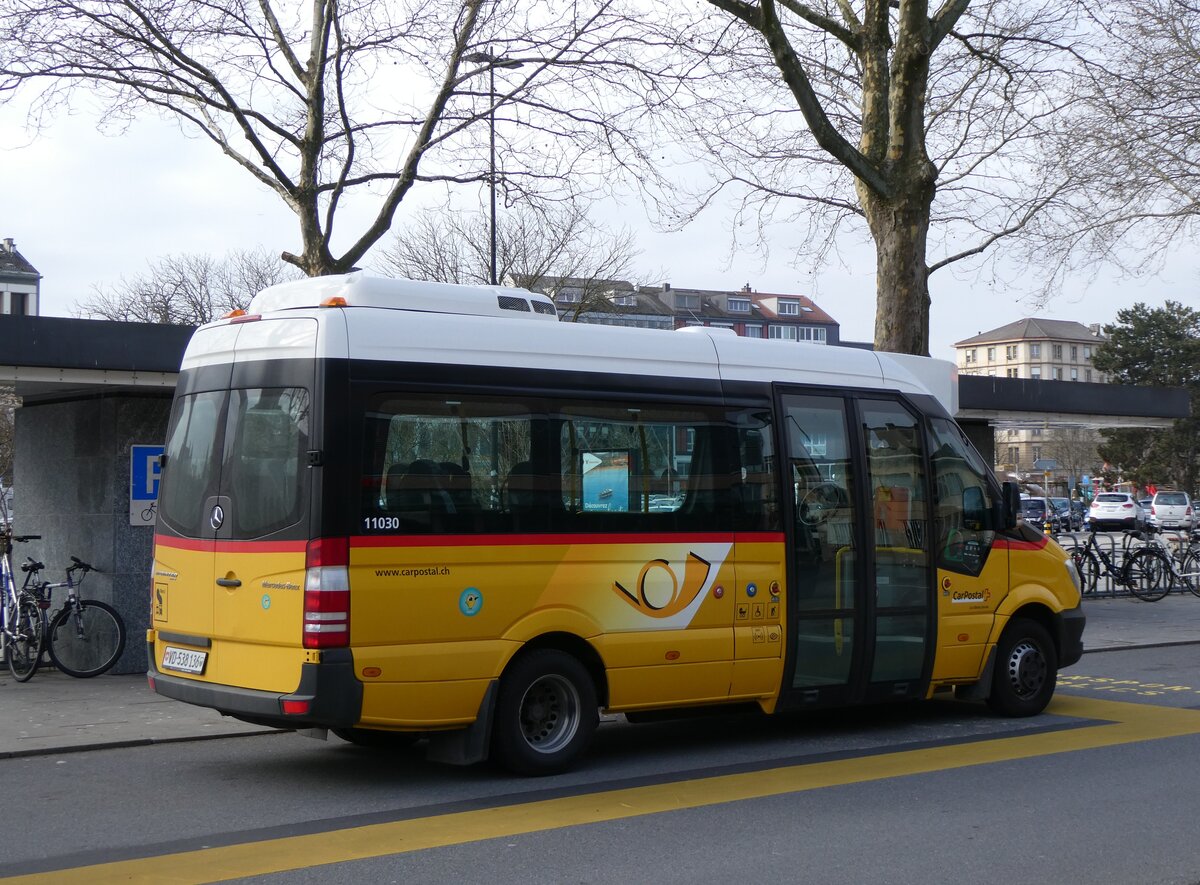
464;50;523;286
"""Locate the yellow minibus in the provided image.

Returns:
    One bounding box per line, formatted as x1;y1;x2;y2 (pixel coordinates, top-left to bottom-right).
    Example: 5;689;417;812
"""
147;273;1084;774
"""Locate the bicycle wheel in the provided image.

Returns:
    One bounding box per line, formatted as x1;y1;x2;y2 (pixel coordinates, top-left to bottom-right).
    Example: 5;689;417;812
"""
47;599;126;677
1069;547;1099;595
1179;550;1200;598
1123;548;1170;602
5;595;45;682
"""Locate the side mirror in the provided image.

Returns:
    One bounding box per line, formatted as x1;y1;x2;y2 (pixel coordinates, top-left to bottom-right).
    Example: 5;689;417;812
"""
1000;481;1020;530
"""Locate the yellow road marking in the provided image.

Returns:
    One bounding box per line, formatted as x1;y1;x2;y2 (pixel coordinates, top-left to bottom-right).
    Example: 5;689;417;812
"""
6;696;1200;885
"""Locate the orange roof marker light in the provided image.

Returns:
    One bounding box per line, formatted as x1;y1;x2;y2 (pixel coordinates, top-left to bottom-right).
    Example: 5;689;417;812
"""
319;295;349;308
223;308;247;318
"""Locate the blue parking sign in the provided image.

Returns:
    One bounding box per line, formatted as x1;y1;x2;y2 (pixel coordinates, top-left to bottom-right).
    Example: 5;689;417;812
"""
130;445;164;526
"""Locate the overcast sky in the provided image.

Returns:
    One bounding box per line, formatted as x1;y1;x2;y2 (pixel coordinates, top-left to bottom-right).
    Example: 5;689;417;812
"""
3;108;1196;359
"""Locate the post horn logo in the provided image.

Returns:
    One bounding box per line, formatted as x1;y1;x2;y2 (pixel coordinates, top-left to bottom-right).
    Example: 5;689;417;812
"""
612;552;712;619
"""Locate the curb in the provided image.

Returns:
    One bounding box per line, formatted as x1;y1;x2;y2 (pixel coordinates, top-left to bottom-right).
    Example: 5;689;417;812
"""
0;727;286;761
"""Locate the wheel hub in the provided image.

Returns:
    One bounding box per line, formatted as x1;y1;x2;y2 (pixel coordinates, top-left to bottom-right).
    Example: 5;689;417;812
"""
1005;640;1046;699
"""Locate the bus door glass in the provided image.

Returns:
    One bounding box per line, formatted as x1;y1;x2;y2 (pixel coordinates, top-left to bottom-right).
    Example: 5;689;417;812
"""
926;417;1004;680
156;389;228;637
780;393;860;700
860;400;932;699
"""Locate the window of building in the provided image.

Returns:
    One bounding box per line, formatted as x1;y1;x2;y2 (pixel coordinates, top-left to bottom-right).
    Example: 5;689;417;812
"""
1006;368;1018;378
727;297;751;312
743;325;763;338
965;348;977;364
1030;367;1041;379
1085;370;1093;382
675;293;700;310
1032;446;1042;462
796;326;827;343
1070;346;1078;361
1052;367;1063;381
987;347;995;361
1070;368;1078;381
1029;343;1041;358
1052;344;1063;360
1084;346;1092;359
778;300;800;316
555;289;581;304
1032;428;1042;437
9;291;28;315
1006;446;1019;464
769;325;799;341
610;293;637;307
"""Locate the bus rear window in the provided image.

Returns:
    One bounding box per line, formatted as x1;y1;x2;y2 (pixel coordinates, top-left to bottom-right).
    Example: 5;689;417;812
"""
223;388;310;537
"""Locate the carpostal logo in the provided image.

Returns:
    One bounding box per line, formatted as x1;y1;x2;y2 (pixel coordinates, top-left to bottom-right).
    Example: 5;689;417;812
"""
611;550;724;626
950;588;991;605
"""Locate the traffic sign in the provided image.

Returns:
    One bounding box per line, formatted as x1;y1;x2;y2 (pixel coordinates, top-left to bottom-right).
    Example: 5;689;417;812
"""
130;444;164;526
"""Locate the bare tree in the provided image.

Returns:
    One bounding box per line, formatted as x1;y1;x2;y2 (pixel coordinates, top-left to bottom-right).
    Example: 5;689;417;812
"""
77;248;301;325
1027;1;1200;281
377;203;642;295
633;1;1090;354
1044;426;1101;492
0;1;650;278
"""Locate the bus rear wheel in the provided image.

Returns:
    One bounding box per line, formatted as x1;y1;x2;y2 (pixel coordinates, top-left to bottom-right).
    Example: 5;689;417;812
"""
492;649;597;776
987;618;1058;717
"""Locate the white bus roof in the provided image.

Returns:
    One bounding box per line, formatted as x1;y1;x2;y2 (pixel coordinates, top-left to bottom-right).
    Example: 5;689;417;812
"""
248;272;559;321
194;275;957;414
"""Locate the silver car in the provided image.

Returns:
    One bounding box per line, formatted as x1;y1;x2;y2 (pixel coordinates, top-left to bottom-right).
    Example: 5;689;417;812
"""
1087;492;1146;532
1149;490;1194;531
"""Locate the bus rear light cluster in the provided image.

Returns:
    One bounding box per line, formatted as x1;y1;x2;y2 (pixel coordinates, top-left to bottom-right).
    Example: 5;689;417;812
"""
304;537;350;649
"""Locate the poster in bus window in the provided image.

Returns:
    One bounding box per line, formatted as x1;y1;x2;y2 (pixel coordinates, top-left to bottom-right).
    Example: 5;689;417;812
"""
581;450;635;511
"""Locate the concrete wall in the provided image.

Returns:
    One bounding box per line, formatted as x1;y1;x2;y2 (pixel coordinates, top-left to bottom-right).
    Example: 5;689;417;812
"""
14;393;171;674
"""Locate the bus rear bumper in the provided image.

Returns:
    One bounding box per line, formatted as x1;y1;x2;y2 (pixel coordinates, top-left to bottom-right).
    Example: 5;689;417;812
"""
146;642;363;730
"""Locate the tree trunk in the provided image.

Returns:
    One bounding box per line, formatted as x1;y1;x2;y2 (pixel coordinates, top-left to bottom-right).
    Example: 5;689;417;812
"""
859;177;935;356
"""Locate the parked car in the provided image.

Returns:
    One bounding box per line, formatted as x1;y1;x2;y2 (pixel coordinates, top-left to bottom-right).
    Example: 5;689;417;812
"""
1019;496;1065;533
1087;492;1146;532
1050;497;1081;531
1148;490;1194;531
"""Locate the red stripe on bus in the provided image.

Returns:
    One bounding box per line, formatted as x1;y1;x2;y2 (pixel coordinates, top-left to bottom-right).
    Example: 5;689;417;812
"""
994;536;1049;552
153;536;308;554
350;532;784;548
154;532;786;553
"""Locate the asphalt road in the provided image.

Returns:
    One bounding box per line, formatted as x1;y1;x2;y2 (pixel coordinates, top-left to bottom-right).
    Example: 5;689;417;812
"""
4;643;1199;885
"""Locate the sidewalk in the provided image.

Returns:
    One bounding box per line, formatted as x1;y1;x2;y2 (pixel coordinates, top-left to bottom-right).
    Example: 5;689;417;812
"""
2;593;1199;759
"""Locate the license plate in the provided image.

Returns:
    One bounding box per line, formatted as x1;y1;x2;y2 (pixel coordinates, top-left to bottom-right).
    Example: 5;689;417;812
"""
162;646;208;675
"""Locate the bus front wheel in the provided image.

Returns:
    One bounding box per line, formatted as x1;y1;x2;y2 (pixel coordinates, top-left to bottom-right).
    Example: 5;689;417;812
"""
987;618;1058;717
492;649;598;776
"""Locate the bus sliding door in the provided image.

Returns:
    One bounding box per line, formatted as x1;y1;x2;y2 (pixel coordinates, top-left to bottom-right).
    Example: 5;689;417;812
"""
776;392;933;708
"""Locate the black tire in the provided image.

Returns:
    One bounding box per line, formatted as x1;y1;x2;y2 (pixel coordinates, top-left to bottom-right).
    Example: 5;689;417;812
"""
987;618;1058;717
1123;548;1170;602
332;727;421;749
1180;551;1200;598
491;649;598;776
1069;548;1099;595
5;595;45;683
47;600;126;677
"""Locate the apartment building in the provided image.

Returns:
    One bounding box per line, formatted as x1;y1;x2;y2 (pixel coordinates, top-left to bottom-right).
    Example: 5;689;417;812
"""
0;238;40;317
954;318;1107;483
510;275;841;344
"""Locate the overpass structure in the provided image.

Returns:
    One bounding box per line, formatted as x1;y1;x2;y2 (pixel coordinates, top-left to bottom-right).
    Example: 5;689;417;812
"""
0;314;1190;673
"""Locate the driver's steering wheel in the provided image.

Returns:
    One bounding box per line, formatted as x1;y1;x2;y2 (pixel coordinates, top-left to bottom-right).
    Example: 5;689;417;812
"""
799;483;844;526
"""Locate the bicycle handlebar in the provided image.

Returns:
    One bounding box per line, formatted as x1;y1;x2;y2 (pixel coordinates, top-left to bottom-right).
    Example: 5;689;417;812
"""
68;556;96;574
13;535;41;543
21;557;44;573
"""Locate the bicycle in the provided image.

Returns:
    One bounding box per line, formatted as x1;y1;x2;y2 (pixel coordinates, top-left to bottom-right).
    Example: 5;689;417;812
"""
1066;528;1171;602
1135;528;1200;598
25;556;126;678
1;485;44;682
